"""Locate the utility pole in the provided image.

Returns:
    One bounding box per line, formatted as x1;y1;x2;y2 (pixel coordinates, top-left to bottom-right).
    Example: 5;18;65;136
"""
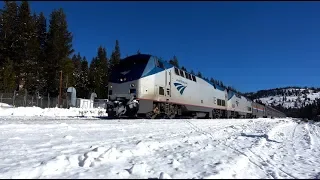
59;70;63;108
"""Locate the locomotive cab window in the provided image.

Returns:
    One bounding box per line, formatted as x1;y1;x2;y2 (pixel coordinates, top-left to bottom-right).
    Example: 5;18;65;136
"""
174;67;180;75
159;87;165;95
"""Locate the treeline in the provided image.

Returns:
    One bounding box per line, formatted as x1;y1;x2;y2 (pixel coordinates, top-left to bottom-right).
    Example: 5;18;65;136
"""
256;99;320;120
165;56;240;93
249;87;320;120
273;99;320;120
245;86;320;99
0;1;121;99
0;1;239;99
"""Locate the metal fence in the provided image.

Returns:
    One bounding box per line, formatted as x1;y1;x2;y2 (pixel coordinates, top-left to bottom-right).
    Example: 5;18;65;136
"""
0;90;69;108
0;90;108;109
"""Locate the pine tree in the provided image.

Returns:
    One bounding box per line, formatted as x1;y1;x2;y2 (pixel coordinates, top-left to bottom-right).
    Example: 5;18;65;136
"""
78;56;89;98
45;8;74;96
88;57;98;94
0;6;4;86
0;58;16;92
15;1;38;93
97;46;108;98
1;1;19;88
210;77;215;84
0;7;4;68
109;40;121;73
88;46;109;98
181;66;187;71
35;12;47;94
62;57;75;88
169;55;179;68
220;81;224;87
197;71;202;78
190;70;195;75
72;52;82;91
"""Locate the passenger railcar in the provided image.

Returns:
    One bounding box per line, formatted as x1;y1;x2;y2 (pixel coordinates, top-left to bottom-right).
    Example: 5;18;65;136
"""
226;90;253;118
106;54;286;119
252;102;266;118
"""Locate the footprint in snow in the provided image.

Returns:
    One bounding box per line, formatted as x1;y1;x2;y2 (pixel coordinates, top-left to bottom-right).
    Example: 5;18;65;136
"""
126;163;148;175
64;135;73;140
159;172;172;179
169;159;180;168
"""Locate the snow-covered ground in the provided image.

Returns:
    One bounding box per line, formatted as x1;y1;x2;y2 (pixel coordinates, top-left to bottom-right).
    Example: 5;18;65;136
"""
0;105;107;117
0;116;320;179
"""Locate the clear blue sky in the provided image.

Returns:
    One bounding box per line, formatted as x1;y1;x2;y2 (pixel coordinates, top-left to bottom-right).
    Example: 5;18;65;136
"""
3;2;320;93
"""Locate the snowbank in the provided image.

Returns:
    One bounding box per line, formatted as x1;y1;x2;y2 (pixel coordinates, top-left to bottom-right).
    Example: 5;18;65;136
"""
0;102;13;108
0;106;107;117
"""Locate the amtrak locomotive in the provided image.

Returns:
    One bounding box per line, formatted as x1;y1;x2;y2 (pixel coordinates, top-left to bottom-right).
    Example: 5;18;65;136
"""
106;54;286;119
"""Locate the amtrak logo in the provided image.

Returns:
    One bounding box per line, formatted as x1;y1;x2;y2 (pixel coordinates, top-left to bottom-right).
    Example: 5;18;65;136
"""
174;82;187;95
120;70;130;75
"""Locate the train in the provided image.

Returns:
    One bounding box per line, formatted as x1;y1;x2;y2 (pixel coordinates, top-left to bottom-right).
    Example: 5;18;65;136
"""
106;54;286;119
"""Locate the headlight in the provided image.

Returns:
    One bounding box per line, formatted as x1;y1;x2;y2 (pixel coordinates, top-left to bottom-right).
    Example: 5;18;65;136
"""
110;85;112;88
131;83;135;87
120;78;123;82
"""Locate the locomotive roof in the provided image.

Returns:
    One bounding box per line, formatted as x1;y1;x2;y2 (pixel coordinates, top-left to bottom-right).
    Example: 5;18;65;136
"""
121;54;152;61
121;54;252;101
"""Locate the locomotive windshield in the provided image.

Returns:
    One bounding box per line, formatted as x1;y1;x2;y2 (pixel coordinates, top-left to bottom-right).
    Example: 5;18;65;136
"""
109;54;151;83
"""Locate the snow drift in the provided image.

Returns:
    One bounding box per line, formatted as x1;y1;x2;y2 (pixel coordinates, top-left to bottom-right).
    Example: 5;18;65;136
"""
0;105;107;117
0;102;13;108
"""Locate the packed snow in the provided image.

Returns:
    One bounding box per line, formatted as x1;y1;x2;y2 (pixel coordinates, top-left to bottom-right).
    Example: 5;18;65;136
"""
0;114;320;178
